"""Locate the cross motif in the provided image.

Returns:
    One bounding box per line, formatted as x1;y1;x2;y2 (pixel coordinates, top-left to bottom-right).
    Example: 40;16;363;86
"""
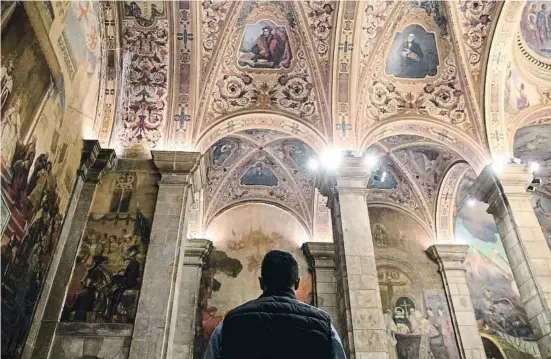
177;25;194;47
336;119;352;138
399;299;414;317
338;36;353;60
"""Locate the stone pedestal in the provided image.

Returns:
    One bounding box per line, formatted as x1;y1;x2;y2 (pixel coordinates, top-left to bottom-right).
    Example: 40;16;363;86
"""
172;238;212;359
303;242;341;334
128;151;203;359
24;140;116;359
471;164;551;358
427;244;486;359
317;156;388;359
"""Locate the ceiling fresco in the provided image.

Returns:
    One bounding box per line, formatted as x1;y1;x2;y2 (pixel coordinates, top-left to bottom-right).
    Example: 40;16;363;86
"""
204;129;316;232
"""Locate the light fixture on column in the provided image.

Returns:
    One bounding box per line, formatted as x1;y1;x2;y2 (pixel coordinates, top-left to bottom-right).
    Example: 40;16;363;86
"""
529;161;540;173
364;154;379;168
466;196;476;207
491;155;509;174
320;148;343;171
527;178;542;192
308;158;319;171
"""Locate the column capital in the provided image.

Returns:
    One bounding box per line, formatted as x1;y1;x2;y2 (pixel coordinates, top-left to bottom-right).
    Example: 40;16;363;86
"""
316;156;370;196
471;163;534;204
151;151;204;186
427;244;469;271
302;242;335;269
184;238;212;266
78;139;117;182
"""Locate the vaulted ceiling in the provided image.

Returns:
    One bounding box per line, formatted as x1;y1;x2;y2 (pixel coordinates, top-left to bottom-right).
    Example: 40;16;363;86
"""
89;0;551;233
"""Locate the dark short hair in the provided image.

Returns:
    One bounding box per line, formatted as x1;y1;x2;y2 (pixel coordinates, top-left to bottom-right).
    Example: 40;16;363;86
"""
261;250;298;289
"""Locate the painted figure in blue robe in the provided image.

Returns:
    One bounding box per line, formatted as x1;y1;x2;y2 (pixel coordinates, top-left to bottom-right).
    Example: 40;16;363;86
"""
240;163;278;186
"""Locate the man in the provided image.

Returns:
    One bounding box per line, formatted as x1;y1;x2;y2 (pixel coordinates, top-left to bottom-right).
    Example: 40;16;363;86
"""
251;26;276;62
204;250;346;359
400;33;424;76
537;3;549;47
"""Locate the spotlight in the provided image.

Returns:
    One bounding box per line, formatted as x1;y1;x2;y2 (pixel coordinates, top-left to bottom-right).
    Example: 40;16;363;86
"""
320;148;342;171
380;171;387;183
308;158;319;171
467;197;476;207
529;161;540;173
364;154;379;168
491;155;508;174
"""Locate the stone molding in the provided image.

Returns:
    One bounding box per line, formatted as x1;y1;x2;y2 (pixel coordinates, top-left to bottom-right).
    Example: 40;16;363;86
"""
316;155;371;197
78;139;117;183
470;163;534;206
427;244;469;272
151;151;205;188
183;238;212;267
302;242;336;270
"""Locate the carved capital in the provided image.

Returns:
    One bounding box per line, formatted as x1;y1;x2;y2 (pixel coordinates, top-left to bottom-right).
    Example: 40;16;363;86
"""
471;164;534;203
78;140;117;182
303;242;336;269
184;238;212;267
427;244;469;271
151;151;202;185
315;155;370;197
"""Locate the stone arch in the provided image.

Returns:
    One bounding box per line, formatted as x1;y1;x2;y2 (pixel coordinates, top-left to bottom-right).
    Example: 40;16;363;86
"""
205;201;312;240
366;203;435;243
434;161;472;242
358;117;490;173
194;112;328;154
484;1;525;159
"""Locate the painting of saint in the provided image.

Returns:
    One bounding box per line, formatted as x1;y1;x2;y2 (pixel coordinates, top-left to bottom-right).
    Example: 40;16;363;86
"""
212;139;235;166
385;24;439;79
240;163;278;186
238;20;292;69
521;2;551;58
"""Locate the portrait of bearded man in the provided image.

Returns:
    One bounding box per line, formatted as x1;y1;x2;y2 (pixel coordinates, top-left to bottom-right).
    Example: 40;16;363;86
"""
239;21;293;69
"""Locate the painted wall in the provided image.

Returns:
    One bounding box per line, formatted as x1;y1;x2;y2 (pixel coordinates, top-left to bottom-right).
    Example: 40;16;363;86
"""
455;200;540;358
1;2;102;357
196;203;313;358
61;171;159;324
369;206;460;359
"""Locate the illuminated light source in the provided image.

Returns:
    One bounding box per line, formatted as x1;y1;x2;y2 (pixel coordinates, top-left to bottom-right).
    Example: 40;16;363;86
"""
380;171;387;182
308;158;319;171
491;155;508;174
467;197;476;207
529;161;540;173
364;154;379;168
320;148;342;171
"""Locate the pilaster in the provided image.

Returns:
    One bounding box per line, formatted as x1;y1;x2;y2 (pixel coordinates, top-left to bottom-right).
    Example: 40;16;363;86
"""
128;151;203;359
427;244;486;359
24;140;116;359
303;242;340;333
317;155;388;359
471;163;550;358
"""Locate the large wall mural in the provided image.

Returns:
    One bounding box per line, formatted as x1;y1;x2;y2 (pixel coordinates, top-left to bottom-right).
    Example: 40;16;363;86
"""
1;3;100;357
520;1;551;58
370;207;460;359
196;203;313;358
455;199;540;359
61;171;157;323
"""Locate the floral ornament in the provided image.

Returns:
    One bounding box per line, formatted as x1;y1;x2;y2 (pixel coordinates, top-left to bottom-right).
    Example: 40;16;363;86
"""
458;0;496;70
270;73;315;118
304;1;334;60
201;1;231;70
212;74;257;114
118;23;169;149
361;1;394;58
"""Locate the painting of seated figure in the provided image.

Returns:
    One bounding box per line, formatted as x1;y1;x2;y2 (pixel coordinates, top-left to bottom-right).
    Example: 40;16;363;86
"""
238;19;293;69
240;163;278;186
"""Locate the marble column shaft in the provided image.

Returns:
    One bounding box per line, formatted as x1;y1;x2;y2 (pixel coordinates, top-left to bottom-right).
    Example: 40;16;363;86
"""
303;242;341;334
129;151;203;359
427;244;486;359
317;156;388;359
472;164;551;359
24;140;116;359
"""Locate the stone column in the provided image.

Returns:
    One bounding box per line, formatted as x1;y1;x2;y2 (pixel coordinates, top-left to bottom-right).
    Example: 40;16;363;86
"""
317;156;388;359
172;238;212;359
471;163;551;359
24;140;116;359
129;151;203;359
427;244;487;359
303;242;341;334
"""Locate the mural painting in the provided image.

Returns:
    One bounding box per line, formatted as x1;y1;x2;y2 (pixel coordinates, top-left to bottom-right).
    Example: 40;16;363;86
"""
367;163;399;190
196;204;313;358
455;199;540;358
60;171;157;324
521;2;551;58
1;4;52;165
238;20;293;69
212;138;236;167
124;1;165;27
240;163;279;186
385;24;439;79
370;207;460;359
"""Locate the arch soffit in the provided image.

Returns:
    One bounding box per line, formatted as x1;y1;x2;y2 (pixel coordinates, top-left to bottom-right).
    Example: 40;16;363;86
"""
194;112;328;154
484;1;524;159
359;117;490;174
366;203;435;243
204;200;313;239
434;162;472;242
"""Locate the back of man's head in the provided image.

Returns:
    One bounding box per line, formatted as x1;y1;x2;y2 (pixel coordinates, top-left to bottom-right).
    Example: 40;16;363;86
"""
260;250;299;291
